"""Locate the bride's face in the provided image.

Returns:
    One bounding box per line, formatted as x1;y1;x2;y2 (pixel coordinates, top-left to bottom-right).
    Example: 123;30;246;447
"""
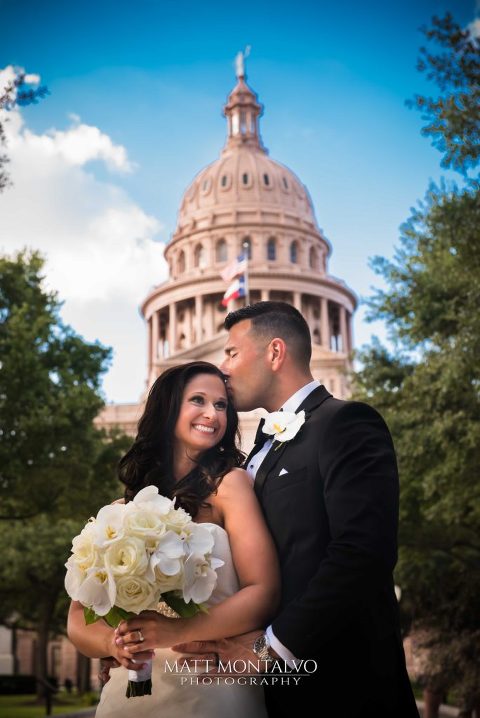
174;373;228;458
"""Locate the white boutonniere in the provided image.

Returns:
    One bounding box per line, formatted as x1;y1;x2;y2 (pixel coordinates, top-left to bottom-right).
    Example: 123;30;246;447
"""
262;410;306;449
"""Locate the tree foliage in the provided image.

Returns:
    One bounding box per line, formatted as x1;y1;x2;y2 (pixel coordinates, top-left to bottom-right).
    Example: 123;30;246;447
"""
409;13;480;178
0;250;124;519
354;13;480;701
0;70;49;192
0;249;131;691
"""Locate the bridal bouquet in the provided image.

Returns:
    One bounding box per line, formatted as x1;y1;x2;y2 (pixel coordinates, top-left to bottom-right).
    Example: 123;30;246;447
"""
65;485;223;697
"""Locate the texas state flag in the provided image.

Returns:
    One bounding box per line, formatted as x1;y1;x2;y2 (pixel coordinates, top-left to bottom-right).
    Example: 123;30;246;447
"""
220;253;248;283
221;275;246;307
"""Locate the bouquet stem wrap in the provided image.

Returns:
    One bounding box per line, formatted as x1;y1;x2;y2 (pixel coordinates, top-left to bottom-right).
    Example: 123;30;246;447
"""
127;658;153;697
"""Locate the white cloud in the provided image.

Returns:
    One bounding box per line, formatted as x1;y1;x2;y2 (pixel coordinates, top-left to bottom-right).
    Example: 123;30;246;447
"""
468;18;480;39
23;73;41;85
0;66;168;401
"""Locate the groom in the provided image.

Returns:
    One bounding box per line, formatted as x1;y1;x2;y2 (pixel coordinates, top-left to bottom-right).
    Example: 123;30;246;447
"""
177;301;419;718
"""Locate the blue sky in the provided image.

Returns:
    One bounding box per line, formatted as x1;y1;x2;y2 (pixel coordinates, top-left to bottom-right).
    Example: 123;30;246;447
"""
0;0;476;402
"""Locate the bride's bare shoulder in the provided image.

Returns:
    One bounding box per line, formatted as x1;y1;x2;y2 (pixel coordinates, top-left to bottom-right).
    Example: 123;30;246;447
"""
216;468;254;497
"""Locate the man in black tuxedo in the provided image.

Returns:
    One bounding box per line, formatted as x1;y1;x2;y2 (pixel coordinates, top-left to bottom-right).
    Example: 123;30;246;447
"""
178;301;419;718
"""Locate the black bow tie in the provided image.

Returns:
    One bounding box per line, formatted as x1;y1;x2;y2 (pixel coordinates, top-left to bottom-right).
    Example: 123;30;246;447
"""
254;418;267;447
254;407;284;447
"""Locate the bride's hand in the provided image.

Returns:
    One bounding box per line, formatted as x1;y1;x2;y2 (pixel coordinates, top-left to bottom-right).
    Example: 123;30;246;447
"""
116;612;185;652
106;626;155;670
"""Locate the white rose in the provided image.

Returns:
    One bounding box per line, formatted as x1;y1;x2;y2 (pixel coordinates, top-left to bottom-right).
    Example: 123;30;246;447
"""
104;536;149;577
64;556;86;600
164;505;192;533
124;508;167;540
71;522;99;571
154;568;185;595
115;575;159;614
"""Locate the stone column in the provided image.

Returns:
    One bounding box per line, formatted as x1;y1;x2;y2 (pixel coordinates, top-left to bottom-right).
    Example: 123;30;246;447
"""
205;298;214;339
347;312;353;354
195;294;203;344
321;297;330;350
293;291;301;312
151;311;159;364
340;305;347;354
187;303;194;348
169;302;177;356
261;289;269;302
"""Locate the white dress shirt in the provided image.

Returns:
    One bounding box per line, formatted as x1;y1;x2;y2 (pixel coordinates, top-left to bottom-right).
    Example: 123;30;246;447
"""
246;379;321;665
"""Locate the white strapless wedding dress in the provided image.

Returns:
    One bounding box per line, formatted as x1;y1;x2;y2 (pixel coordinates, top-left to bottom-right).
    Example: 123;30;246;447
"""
95;524;268;718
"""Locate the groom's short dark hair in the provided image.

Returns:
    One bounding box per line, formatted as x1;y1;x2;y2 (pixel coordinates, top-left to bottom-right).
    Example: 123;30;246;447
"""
224;301;312;369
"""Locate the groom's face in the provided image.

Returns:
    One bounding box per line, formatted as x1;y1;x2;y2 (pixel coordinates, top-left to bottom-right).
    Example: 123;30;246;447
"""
220;319;270;412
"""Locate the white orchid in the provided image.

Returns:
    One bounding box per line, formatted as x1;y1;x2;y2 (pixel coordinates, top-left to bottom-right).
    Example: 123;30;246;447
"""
132;485;173;514
180;522;215;556
182;553;224;604
76;565;117;616
262;410;306;443
93;504;126;548
146;530;184;582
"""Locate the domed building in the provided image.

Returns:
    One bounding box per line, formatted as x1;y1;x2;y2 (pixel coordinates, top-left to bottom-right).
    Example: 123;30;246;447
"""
97;60;357;446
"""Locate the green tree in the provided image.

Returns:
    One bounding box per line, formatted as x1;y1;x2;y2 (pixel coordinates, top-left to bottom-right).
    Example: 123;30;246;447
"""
354;13;480;704
0;250;117;519
0;249;131;695
410;12;480;178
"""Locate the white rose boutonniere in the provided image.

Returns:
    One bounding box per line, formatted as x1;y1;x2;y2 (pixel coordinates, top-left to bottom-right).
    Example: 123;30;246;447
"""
262;410;306;447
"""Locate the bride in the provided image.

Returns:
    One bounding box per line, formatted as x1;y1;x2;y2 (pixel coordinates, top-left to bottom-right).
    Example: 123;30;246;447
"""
67;360;280;717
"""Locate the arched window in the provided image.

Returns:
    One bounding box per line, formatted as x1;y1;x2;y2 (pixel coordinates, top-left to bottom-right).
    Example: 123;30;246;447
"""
194;243;206;268
215;239;227;263
290;241;298;264
267;237;276;261
242;237;252;259
177;250;186;274
309;247;318;269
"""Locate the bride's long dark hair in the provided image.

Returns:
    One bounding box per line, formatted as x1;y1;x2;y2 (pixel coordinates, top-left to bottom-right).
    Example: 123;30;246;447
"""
119;361;244;518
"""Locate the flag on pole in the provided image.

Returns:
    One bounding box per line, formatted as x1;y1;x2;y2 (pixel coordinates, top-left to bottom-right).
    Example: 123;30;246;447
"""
220;254;248;283
221;276;246;307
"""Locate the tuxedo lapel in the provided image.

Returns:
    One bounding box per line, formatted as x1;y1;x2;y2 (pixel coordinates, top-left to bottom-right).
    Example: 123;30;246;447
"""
295;384;332;415
254;439;289;497
253;385;332;498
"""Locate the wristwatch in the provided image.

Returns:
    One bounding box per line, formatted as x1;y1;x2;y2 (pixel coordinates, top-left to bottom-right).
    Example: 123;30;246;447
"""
253;633;275;669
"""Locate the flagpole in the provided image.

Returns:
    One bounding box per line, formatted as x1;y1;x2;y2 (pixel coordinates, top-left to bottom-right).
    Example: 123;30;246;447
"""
243;241;250;306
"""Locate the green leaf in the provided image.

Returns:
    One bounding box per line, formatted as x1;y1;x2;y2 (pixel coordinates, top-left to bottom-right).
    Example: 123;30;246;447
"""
103;606;134;628
84;606;100;625
162;592;207;618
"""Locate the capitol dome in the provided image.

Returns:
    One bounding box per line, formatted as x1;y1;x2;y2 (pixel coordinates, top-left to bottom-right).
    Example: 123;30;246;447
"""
135;61;357;443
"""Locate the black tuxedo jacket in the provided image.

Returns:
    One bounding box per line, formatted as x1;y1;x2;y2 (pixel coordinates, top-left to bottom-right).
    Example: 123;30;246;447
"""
246;386;419;718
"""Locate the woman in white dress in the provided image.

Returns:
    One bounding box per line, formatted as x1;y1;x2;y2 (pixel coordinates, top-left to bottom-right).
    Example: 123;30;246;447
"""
67;361;280;718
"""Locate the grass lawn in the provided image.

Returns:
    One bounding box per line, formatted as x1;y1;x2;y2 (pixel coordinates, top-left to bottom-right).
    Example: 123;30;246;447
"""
0;691;99;718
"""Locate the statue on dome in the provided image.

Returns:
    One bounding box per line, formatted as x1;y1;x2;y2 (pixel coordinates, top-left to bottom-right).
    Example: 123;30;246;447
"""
235;45;251;79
